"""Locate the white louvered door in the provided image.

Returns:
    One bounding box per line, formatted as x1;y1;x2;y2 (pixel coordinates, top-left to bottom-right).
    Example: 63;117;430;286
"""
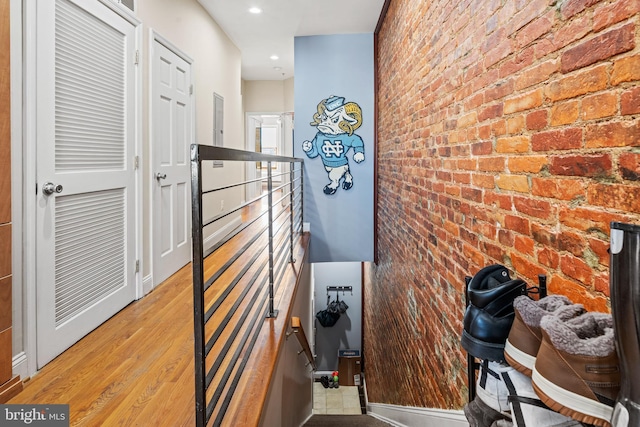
36;0;137;367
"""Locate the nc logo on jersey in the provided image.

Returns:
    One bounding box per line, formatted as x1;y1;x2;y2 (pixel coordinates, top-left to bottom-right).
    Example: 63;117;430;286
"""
322;140;344;158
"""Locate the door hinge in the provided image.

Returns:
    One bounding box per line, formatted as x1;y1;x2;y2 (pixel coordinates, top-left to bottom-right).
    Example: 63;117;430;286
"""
135;50;140;66
134;155;139;170
135;260;140;273
189;84;193;95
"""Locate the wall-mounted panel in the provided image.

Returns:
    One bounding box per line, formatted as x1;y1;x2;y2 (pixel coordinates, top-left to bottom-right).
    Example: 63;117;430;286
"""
294;34;375;263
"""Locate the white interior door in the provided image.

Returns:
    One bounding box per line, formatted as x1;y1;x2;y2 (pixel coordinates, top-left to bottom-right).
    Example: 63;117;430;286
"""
151;36;193;286
35;0;138;368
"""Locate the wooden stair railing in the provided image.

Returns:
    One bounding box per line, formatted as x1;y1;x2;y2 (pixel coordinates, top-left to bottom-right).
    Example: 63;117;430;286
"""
290;316;316;370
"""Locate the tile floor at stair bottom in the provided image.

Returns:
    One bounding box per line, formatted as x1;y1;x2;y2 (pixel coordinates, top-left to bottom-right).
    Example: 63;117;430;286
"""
313;382;362;415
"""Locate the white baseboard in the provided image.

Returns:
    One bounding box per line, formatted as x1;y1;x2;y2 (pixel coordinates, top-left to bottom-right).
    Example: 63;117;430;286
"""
12;352;28;380
298;413;313;427
142;274;153;296
204;217;242;252
362;377;468;427
367;402;468;427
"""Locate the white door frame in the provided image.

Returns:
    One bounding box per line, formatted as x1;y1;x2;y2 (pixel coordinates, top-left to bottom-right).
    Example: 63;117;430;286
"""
244;113;263;202
10;0;26;378
148;29;195;294
21;0;142;376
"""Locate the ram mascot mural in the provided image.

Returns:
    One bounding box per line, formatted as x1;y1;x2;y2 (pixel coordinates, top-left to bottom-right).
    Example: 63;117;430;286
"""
302;96;365;195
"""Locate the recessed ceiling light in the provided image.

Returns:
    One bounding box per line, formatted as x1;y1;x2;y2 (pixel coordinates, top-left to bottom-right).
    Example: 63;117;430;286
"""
249;7;262;14
273;66;282;71
270;55;279;60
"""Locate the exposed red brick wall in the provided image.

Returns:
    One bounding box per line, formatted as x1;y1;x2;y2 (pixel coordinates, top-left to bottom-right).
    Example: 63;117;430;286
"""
365;0;640;410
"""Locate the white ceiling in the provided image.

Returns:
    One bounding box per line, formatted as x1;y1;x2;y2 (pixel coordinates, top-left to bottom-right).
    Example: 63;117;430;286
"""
197;0;386;81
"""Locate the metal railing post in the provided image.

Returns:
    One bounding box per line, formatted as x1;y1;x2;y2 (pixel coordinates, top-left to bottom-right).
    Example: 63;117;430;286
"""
266;162;277;318
190;145;206;427
289;161;296;264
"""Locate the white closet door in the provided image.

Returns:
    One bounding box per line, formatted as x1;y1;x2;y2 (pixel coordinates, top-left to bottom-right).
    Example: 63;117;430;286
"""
151;37;192;287
35;0;137;368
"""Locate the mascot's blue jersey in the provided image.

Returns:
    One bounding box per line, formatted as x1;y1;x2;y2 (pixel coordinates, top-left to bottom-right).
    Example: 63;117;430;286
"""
305;133;364;167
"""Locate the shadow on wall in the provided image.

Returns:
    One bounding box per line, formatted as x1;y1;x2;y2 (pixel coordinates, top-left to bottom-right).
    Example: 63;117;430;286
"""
313;262;362;372
315;305;353;371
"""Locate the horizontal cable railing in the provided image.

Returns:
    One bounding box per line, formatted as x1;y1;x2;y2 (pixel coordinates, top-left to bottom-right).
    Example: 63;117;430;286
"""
190;145;304;427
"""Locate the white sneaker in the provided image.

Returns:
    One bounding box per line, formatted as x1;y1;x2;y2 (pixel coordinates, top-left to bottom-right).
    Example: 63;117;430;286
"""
476;360;513;415
501;365;582;427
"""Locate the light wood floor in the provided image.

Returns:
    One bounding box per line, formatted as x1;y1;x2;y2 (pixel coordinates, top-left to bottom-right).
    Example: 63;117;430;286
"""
7;241;309;427
9;200;309;426
9;261;198;426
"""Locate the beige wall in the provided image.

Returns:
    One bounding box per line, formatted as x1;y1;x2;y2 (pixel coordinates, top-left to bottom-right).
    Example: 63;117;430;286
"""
138;0;244;277
243;78;294;159
283;78;294;112
243;78;294;113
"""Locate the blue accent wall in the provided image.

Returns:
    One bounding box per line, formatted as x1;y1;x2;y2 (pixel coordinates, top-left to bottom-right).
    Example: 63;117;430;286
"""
294;34;374;263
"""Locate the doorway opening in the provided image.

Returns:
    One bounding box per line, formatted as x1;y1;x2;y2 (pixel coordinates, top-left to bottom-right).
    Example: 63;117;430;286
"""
245;112;294;201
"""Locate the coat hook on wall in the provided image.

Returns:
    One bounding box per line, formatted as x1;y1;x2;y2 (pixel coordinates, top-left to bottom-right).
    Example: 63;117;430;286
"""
326;285;352;296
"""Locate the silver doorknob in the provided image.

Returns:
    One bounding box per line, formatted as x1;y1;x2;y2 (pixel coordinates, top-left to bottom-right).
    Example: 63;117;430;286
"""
42;182;63;195
155;173;167;180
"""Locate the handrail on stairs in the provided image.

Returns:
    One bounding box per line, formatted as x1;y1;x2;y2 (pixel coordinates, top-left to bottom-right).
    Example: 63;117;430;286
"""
290;316;316;370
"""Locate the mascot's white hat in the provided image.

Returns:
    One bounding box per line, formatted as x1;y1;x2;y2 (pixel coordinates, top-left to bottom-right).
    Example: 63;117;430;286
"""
325;96;346;112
